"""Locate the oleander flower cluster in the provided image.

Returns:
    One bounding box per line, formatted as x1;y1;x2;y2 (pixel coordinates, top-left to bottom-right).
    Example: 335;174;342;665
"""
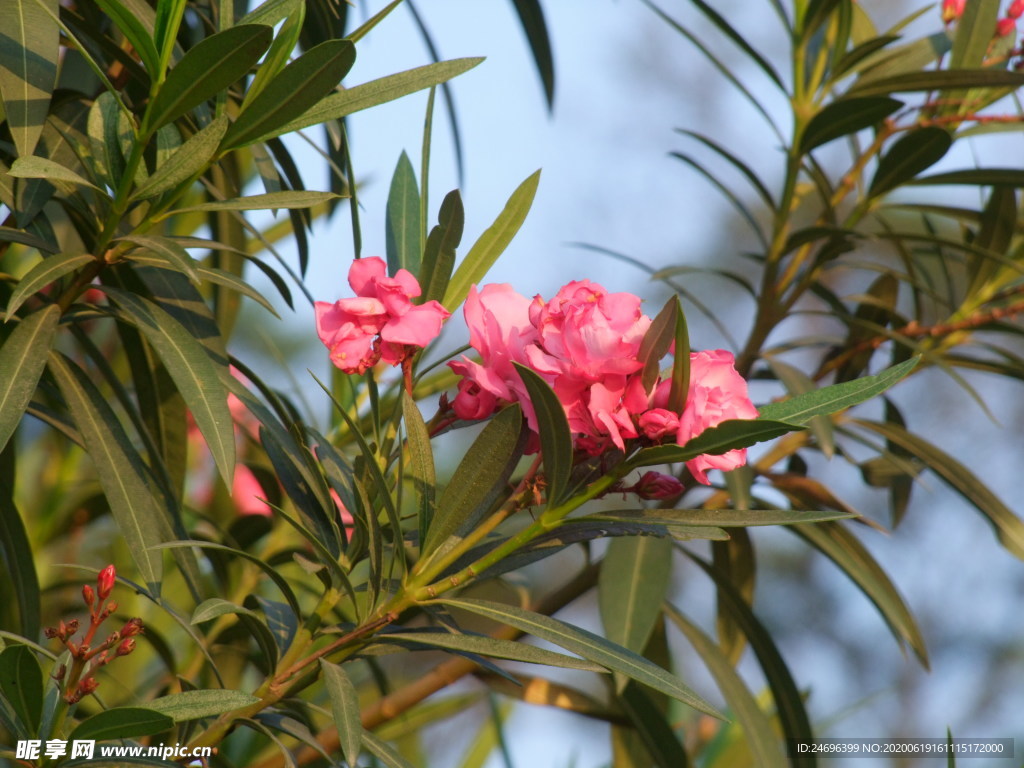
317;260;757;485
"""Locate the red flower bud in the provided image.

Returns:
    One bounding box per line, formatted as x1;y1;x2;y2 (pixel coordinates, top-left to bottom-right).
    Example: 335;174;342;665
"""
97;565;116;600
997;16;1017;36
120;618;144;637
116;638;136;657
633;471;686;500
942;0;966;23
1010;0;1024;19
82;584;95;608
77;677;99;697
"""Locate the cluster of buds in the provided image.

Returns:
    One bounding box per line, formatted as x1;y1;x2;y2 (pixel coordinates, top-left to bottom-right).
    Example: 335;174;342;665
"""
997;0;1024;36
43;565;144;704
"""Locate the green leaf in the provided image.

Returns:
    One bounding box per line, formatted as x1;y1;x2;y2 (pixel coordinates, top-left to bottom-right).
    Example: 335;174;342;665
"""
0;226;59;253
615;682;689;768
420;190;464;304
161;190;340;216
436;597;724;718
190;597;259;624
599;536;673;690
638;298;678;392
909;167;1024;186
950;0;1001;69
0;305;60;453
510;0;555;108
380;631;607;672
792;521;928;665
855;419;1024;559
143;24;273;131
0;645;42;734
848;68;1024;97
628;419;802;470
402;391;435;544
0;472;40;639
245;1;305;104
8;156;103;192
767;359;835;457
585;507;854;527
239;0;301;26
6;254;91;317
665;604;786;768
385;151;422;277
48;353;168;590
667;298;690;413
869;127;951;196
221;39;356;149
118;235;200;283
69;707;174;743
93;0;160;76
443;170;541;311
131;116;229;200
363;730;415;768
757;357;918;424
684;553;817;764
513;364;572;507
423;405;524;556
273;58;485;137
191;265;280;317
800;97;903;152
147;690;261;722
321;661;362;768
103;287;234;486
855;32;951;84
0;0;59;157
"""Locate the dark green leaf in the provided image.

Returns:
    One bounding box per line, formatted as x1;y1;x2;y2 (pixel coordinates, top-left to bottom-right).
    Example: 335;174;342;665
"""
833;35;900;78
767;359;835;457
849;68;1024;97
131;116;229;200
272;58;485;137
93;0;160;76
222;39;356;149
0;645;42;734
757;357;919;424
147;689;261;722
7;254;92;318
48;353;168;590
510;0;555;108
69;707;174;743
436;597;723;718
969;186;1016;294
190;598;259;624
0;225;59;253
119;235;200;283
402;391;435;544
443;170;541;311
682;0;784;88
585;507;854;527
103;287;234;486
869;127;951;195
800;97;903;152
514;364;572;507
162;190;339;216
9;156;103;192
321;661;362;768
665;604;785;768
855;33;953;84
793;521;928;665
667;298;690;413
0;305;60;453
0;470;40;638
911;168;1024;186
676;129;775;210
423;405;523;556
615;683;689;768
0;0;59;157
144;25;273;131
377;632;605;672
638;298;677;393
628;419;802;470
419;189;464;304
239;0;301;26
385;151;422;277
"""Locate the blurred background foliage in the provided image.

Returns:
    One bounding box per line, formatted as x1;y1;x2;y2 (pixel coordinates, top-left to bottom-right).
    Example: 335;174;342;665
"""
1;0;1024;766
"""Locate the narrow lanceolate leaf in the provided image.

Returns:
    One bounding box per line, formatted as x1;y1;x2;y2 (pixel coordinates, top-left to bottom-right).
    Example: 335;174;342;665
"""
599;536;673;689
420;190;464;304
69;708;174;743
444;170;541;311
585;508;854;528
0;645;43;735
402;391;435;543
628;419;801;470
0;475;41;638
118;235;199;283
190;597;259;624
665;604;786;768
93;0;160;75
0;0;59;157
6;254;92;317
950;0;1001;69
666;297;690;413
0;226;58;252
0;305;60;453
273;58;485;137
385;151;422;277
847;68;1024;97
909;168;1024;186
131;116;229;200
377;632;606;672
436;597;724;718
102;288;235;486
510;0;555;108
321;661;362;768
160;190;340;217
48;353;166;590
768;359;835;457
638;298;677;392
147;690;261;722
221;39;356;149
362;731;415;768
792;521;928;666
423;405;524;556
855;419;1024;559
143;24;273;132
800;97;903;152
514;364;572;507
8;156;103;192
869;127;951;196
757;357;919;424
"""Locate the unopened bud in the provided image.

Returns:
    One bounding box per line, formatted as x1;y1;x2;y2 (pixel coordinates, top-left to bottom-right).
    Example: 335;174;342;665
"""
77;677;99;697
65;619;79;635
121;618;144;637
116;638;136;657
633;471;686;500
44;626;59;639
1010;0;1024;19
100;601;118;620
941;0;966;23
997;16;1017;36
97;565;116;600
52;664;66;682
82;584;95;608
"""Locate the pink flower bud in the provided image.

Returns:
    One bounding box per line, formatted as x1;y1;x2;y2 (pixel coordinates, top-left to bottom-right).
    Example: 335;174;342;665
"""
116;638;136;657
82;584;95;608
633;471;685;500
1010;0;1024;19
120;618;144;637
97;565;116;600
638;408;681;441
997;16;1017;35
942;0;966;22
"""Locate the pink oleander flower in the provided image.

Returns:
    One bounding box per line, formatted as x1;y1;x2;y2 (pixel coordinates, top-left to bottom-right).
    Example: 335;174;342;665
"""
316;257;450;374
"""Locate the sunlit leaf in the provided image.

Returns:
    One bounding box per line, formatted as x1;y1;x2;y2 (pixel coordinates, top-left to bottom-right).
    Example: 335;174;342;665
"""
69;708;174;743
321;661;362;768
148;690;261;722
0;0;59;157
0;305;60;453
385;151;422;277
131;116;229;200
378;631;606;672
